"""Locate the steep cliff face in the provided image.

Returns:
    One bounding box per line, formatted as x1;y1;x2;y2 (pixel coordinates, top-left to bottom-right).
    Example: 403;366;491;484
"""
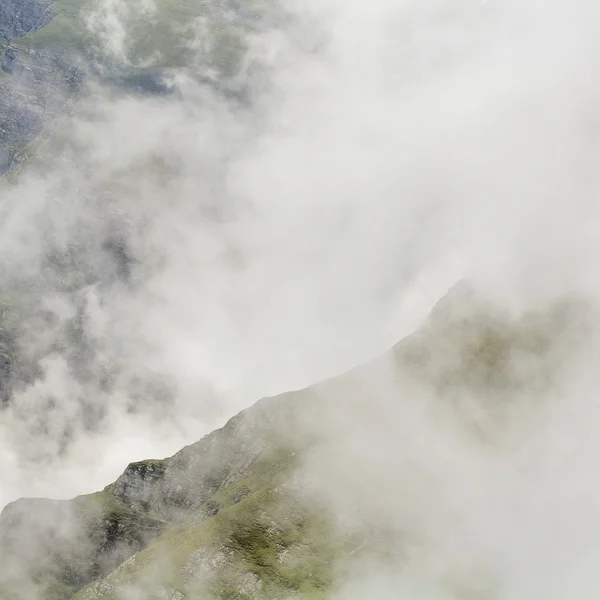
0;286;591;600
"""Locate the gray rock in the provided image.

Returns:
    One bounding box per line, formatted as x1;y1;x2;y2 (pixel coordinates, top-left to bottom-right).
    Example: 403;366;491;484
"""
0;0;54;40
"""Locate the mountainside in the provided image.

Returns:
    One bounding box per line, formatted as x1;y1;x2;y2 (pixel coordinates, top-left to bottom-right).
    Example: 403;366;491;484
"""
1;0;599;597
0;284;591;600
0;0;283;176
0;0;292;429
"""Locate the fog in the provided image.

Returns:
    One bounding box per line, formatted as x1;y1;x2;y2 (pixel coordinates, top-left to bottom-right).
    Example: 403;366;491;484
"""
1;0;600;594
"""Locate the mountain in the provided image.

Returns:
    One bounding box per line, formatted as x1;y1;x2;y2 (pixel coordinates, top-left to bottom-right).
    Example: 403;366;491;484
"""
0;284;590;600
0;0;282;176
0;5;593;599
0;0;291;418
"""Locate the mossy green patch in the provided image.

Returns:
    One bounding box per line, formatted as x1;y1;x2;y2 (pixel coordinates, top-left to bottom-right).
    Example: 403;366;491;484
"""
74;479;342;600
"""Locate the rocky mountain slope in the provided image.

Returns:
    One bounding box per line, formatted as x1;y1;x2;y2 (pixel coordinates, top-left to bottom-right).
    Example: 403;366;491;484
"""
0;284;590;600
0;0;289;422
0;0;281;176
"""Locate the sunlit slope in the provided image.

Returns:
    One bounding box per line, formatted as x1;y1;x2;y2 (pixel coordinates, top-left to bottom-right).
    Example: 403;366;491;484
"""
0;284;589;600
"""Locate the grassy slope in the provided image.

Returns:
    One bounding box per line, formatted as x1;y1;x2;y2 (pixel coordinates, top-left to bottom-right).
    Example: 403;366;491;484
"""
16;0;271;70
18;0;207;69
16;0;87;53
74;444;344;600
0;487;166;600
1;0;279;177
0;286;590;600
68;288;592;600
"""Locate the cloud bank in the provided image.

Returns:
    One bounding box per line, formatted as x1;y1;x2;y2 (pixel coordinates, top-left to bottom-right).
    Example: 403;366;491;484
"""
1;9;600;596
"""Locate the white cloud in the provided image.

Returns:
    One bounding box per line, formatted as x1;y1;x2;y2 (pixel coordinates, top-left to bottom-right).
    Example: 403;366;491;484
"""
3;3;600;598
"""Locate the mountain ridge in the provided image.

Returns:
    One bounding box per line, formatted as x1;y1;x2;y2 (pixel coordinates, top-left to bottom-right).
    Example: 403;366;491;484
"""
0;283;591;600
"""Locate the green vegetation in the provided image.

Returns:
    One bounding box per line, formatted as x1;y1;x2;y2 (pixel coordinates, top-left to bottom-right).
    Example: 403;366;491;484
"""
16;0;274;73
395;288;586;397
0;284;592;600
17;0;88;54
73;464;341;600
0;0;288;179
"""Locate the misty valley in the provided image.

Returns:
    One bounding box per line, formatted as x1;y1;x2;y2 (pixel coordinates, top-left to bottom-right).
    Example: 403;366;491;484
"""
0;1;599;600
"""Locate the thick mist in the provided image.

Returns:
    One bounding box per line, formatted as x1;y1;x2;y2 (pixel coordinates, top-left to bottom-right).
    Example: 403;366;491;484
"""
2;4;600;597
